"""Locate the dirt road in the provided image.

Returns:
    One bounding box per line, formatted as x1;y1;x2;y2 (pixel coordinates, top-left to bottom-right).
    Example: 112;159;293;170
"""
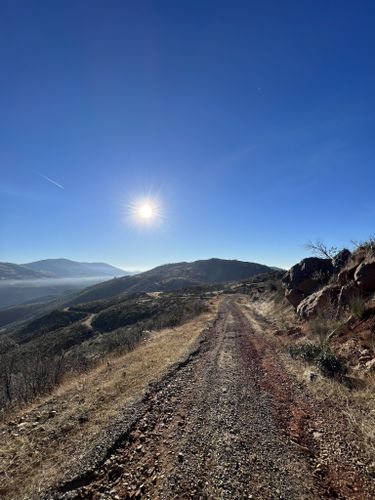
56;297;375;499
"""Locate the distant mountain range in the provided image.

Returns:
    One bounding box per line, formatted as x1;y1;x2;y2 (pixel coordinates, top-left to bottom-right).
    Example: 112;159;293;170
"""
0;259;131;280
0;262;44;280
69;258;274;304
0;258;276;325
0;259;275;333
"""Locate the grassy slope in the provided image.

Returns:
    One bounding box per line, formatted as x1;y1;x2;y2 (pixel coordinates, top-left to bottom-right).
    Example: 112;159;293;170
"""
0;289;211;411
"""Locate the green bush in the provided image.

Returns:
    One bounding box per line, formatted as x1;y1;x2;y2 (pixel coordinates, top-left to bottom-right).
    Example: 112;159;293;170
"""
288;343;321;362
316;349;346;377
288;342;346;377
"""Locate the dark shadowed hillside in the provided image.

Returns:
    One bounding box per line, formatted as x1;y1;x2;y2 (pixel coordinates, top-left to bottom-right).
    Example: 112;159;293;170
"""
69;258;274;304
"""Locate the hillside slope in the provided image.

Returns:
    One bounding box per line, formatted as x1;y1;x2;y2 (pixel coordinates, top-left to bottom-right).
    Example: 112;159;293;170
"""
23;258;127;278
69;258;273;304
0;262;46;280
80;262;131;277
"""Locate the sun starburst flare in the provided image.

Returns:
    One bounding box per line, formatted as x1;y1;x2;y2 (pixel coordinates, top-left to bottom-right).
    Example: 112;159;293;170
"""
138;203;153;219
125;194;166;229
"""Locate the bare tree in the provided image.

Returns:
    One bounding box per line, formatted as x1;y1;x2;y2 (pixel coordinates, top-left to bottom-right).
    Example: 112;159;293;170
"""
0;338;17;404
305;239;338;259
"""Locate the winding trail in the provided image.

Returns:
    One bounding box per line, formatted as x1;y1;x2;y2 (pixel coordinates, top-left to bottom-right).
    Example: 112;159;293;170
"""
58;297;375;499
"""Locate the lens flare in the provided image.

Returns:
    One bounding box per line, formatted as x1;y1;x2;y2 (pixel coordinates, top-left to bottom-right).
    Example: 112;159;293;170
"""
125;192;165;229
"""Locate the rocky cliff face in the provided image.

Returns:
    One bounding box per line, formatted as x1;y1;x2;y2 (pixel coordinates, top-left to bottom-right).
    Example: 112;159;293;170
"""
282;247;375;319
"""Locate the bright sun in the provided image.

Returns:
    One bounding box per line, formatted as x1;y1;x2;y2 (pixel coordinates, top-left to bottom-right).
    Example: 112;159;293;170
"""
138;203;153;219
127;195;164;227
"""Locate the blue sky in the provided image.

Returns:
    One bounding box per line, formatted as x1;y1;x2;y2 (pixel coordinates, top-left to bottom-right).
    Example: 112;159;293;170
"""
1;1;374;270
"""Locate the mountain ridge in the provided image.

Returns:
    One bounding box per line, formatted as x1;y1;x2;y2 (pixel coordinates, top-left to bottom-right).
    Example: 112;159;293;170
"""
0;262;46;280
68;257;274;304
0;259;130;280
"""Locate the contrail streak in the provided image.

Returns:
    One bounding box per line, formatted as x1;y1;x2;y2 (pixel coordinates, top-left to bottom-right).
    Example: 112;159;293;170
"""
39;174;64;189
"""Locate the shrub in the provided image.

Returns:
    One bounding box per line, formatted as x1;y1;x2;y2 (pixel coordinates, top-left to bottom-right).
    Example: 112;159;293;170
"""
0;291;209;412
288;342;346;377
351;234;375;260
316;349;346;377
309;317;332;345
288;343;321;362
308;303;343;344
350;296;366;320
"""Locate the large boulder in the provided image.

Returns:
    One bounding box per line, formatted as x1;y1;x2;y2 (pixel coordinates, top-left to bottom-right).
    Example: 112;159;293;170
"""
282;257;334;308
297;284;341;320
354;261;375;291
283;257;333;291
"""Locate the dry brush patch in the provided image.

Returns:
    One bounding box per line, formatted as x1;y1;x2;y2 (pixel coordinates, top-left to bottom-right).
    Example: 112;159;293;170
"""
0;299;219;500
251;293;375;465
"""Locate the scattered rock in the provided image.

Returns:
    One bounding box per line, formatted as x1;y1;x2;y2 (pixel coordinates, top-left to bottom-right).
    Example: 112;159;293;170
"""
304;370;318;382
364;359;375;372
312;431;323;440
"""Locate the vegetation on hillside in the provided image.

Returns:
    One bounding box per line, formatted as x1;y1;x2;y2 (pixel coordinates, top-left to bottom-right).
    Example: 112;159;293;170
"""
0;290;208;413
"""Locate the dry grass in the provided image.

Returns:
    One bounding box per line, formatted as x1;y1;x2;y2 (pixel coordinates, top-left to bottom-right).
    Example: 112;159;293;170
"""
0;299;219;500
237;294;375;462
283;352;375;460
267;302;375;462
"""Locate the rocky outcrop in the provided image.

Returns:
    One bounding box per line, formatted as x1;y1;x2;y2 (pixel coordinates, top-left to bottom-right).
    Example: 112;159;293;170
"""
284;249;375;322
354;261;375;291
337;268;352;285
297;285;341;320
296;282;360;320
282;257;333;308
332;249;351;272
337;282;360;309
